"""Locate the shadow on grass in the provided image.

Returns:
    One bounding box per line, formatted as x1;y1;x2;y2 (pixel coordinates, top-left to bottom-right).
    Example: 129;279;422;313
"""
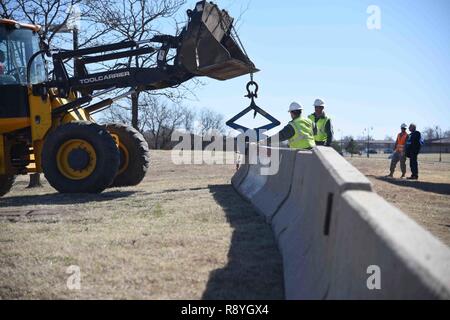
0;190;137;207
202;184;284;300
375;176;450;195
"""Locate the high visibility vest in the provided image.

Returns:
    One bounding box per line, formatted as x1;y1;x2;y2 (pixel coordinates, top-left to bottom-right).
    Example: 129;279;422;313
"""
395;132;408;152
288;117;316;149
308;113;330;143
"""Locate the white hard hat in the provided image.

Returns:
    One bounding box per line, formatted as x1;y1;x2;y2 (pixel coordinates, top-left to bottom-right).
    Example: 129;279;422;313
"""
401;123;407;129
313;98;325;107
288;102;303;112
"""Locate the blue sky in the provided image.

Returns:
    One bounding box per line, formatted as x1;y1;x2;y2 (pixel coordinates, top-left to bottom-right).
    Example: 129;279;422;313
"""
181;0;450;139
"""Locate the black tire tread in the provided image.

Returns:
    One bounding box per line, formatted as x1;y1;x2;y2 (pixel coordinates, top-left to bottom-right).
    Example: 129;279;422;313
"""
106;123;150;187
42;121;120;193
0;174;15;197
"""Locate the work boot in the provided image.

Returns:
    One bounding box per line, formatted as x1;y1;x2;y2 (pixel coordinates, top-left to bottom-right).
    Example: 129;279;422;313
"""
407;175;418;180
400;173;406;179
386;173;394;178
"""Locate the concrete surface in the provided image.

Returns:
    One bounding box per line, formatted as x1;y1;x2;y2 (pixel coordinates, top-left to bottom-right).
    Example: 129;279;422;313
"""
328;190;450;299
251;149;297;222
230;163;249;189
232;146;450;299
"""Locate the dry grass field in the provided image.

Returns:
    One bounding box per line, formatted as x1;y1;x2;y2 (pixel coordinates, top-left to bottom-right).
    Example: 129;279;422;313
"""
1;150;448;299
0;151;284;299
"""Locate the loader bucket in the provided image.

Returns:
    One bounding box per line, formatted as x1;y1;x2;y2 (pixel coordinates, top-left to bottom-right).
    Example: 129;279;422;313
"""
179;1;258;81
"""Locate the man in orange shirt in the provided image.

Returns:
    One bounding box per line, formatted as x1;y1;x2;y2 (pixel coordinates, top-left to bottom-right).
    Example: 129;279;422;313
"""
387;123;409;178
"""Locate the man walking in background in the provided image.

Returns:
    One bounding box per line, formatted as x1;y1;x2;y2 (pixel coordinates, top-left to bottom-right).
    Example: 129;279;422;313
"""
308;98;333;146
405;123;422;180
387;123;409;178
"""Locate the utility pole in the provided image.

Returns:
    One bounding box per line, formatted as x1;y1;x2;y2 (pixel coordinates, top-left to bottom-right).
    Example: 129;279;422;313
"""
337;129;343;153
364;127;373;158
436;126;442;162
49;5;80;72
367;130;370;158
67;5;80;74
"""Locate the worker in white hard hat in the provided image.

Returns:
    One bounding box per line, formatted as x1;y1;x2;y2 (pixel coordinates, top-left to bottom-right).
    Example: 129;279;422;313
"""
387;123;409;178
308;98;333;146
268;102;316;149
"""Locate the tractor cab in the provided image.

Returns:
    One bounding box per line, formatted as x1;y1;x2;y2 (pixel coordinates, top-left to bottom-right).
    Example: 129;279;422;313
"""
0;19;46;85
0;19;47;123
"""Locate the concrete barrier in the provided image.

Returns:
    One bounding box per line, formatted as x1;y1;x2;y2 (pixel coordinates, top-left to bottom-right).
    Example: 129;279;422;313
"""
231;163;249;189
231;145;450;299
251;148;297;222
275;147;372;299
328;190;450;299
232;150;270;202
235;162;267;202
270;150;313;241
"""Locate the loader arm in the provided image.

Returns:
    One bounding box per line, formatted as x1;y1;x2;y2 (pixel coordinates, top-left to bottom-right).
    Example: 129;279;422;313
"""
32;1;258;110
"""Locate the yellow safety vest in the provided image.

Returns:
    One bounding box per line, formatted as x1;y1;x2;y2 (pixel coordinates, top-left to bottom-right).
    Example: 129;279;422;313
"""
288;117;316;149
308;113;330;143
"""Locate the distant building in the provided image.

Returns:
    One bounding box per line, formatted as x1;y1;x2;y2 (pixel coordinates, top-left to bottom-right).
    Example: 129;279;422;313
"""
355;140;395;154
422;138;450;154
347;138;450;154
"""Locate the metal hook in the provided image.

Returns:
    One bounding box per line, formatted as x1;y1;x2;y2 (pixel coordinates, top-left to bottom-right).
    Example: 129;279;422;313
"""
245;80;259;99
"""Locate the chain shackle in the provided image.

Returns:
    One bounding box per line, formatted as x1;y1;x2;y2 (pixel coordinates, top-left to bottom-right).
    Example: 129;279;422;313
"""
246;80;259;99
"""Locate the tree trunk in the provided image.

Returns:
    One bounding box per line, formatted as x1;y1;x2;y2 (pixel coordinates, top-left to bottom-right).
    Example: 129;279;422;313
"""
131;91;140;130
27;173;42;188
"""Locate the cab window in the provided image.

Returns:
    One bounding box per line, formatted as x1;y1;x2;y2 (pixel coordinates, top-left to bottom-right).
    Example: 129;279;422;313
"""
0;26;46;85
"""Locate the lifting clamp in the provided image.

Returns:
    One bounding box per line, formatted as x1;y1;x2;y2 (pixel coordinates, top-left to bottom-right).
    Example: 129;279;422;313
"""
226;77;280;141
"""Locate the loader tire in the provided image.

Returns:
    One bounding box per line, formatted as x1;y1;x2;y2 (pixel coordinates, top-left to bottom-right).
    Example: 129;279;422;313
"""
106;123;150;187
42;121;120;193
0;174;15;197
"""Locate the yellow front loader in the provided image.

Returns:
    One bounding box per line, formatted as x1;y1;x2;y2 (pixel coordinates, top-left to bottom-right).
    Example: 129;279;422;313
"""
0;1;257;197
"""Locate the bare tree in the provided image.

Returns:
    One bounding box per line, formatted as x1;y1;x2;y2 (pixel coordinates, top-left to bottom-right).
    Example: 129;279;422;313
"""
423;127;437;140
444;129;450;139
0;0;19;18
198;108;225;136
85;0;186;130
345;137;360;157
1;0;85;44
27;172;43;188
183;108;196;133
435;126;442;140
102;93;194;149
144;95;193;149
